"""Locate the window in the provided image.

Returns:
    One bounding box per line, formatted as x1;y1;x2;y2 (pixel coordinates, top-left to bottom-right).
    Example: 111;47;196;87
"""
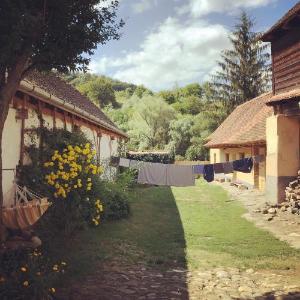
239;153;245;159
225;153;230;162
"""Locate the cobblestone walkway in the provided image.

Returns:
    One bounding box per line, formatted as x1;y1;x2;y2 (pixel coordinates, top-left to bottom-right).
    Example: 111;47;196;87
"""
59;262;300;300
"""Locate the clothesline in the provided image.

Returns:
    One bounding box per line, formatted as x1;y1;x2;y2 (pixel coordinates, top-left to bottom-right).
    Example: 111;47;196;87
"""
111;155;264;186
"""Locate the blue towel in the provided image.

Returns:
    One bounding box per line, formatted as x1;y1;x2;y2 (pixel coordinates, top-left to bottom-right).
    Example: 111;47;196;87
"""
203;164;214;182
232;158;253;173
193;165;204;174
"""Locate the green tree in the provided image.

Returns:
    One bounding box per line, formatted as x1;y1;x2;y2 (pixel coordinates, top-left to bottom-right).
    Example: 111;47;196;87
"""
167;115;194;156
213;12;270;113
78;77;118;107
128;95;175;150
0;0;123;240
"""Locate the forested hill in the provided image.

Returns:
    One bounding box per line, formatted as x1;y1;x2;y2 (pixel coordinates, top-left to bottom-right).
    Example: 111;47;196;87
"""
62;72;226;161
62;12;271;161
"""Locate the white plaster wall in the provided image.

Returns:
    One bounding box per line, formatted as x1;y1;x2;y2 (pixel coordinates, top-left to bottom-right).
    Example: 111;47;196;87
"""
2;108;22;206
2;104;121;206
56;118;64;129
43;114;54;129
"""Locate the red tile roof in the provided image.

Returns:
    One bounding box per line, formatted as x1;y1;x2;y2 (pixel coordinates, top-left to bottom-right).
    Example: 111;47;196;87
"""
23;71;127;138
205;92;273;148
261;2;300;42
267;88;300;105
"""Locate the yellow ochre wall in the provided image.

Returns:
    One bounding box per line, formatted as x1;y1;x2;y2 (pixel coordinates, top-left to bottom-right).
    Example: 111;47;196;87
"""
210;146;266;190
266;114;300;204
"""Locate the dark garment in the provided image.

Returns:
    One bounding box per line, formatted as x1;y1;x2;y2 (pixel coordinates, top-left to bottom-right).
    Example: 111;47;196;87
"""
203;164;214;183
193;165;204;174
253;155;265;164
232;158;253;173
213;163;224;174
110;156;120;167
223;162;234;174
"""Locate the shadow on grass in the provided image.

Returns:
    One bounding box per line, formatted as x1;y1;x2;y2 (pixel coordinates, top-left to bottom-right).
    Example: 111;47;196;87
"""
42;186;190;299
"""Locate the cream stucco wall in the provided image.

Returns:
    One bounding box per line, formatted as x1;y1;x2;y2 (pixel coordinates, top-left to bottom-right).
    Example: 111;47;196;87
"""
2;108;22;206
210;146;266;190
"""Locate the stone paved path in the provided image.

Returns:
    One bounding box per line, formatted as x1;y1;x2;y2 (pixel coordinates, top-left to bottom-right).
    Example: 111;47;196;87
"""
58;262;300;300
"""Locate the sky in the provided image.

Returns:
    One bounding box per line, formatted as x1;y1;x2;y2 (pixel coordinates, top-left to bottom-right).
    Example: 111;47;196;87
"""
89;0;299;91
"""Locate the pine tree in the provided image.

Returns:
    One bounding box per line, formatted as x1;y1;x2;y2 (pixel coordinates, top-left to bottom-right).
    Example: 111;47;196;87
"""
213;12;271;114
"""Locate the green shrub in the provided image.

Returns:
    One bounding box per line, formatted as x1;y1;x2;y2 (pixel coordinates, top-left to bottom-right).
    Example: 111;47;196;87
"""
19;128;129;236
0;248;66;300
92;178;130;221
116;168;137;190
126;152;174;164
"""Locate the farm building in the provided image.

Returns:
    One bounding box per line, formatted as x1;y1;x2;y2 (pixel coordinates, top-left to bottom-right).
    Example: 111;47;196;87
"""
2;71;127;207
206;2;300;204
205;93;273;191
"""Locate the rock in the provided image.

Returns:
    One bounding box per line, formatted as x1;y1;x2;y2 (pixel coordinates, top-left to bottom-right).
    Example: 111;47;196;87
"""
280;206;287;212
216;270;229;279
262;208;268;214
287;207;293;213
265;215;274;221
238;286;253;294
268;208;277;215
289;180;298;189
246;268;254;274
292;208;299;214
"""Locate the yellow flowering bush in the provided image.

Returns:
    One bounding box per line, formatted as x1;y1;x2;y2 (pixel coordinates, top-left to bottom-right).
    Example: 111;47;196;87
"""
43;143;105;229
44;143;102;199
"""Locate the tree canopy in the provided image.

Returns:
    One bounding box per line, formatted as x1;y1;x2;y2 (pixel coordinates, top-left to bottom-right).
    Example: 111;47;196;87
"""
213;12;270;113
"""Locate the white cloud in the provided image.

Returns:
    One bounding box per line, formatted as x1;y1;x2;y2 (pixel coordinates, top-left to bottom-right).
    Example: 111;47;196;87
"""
90;17;230;90
132;0;159;14
177;0;277;17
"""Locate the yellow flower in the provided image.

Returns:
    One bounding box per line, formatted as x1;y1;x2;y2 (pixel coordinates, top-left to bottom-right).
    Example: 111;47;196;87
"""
20;267;27;272
49;287;56;293
53;265;59;271
23;281;29;287
87;178;92;182
74;185;78;189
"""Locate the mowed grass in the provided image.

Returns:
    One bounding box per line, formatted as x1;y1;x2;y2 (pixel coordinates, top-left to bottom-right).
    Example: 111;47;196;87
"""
45;180;300;284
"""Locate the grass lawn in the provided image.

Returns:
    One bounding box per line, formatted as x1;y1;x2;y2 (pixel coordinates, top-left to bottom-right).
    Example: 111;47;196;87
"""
44;180;300;285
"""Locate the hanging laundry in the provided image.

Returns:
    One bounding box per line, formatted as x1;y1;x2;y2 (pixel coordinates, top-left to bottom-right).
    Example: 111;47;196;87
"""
110;156;120;167
213;163;224;174
232;157;253;173
137;163;168;186
129;159;143;169
192;165;204;174
222;162;234;174
253;155;265;164
203;164;214;182
166;165;195;187
119;158;130;168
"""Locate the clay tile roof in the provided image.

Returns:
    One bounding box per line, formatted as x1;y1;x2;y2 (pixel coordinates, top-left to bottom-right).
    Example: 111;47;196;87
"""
261;1;300;42
24;71;127;138
205;92;273;148
266;88;300;105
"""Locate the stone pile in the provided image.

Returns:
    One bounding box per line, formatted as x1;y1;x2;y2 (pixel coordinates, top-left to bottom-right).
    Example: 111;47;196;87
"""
256;172;300;221
284;170;300;215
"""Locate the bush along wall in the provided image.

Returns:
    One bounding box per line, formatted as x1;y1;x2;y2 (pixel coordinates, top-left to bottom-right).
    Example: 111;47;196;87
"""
18;128;130;236
126;152;175;164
